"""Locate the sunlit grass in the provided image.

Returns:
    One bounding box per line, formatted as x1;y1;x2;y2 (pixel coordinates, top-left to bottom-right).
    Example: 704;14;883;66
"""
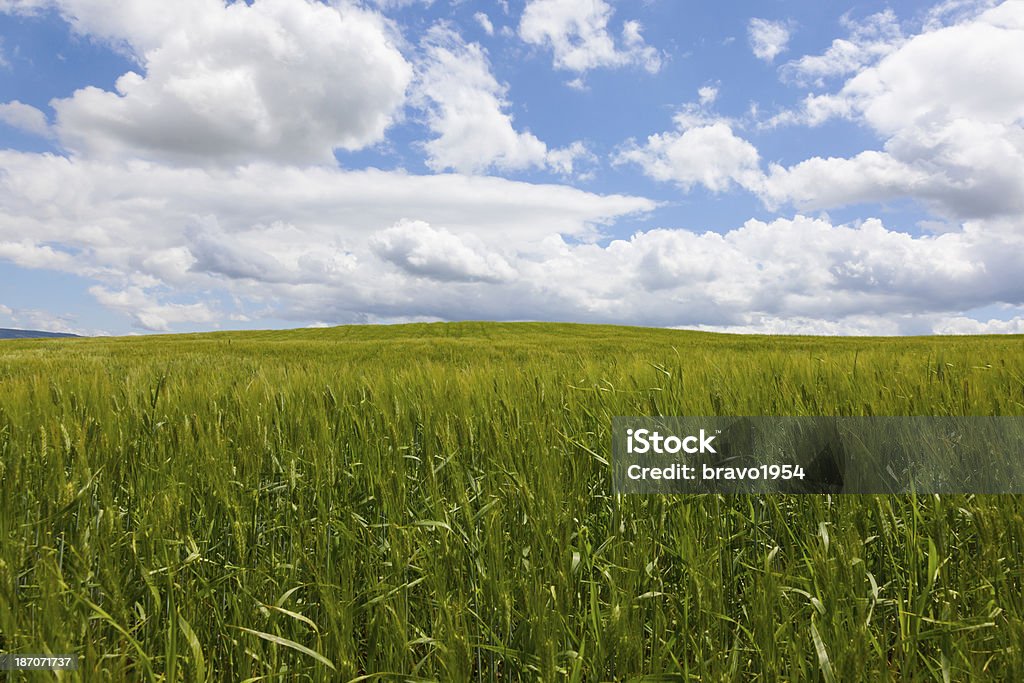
1;322;1023;680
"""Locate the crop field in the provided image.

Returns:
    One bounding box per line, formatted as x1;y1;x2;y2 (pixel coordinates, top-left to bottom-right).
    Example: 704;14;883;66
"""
1;322;1023;681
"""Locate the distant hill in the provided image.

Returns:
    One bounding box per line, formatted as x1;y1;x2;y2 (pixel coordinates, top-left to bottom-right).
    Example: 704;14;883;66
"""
0;328;79;340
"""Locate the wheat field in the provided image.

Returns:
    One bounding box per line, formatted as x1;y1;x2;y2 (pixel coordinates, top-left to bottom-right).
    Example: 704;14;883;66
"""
1;322;1023;680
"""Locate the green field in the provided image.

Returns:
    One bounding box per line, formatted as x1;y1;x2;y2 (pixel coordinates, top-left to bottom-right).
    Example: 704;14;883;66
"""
2;322;1023;681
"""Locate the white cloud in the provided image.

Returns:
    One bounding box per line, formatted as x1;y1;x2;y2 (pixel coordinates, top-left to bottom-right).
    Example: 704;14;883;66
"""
544;140;593;175
3;0;1023;336
519;0;661;74
618;122;761;193
687;310;1024;336
415;25;587;174
0;301;100;336
616;94;761;194
474;11;494;35
697;86;718;106
5;0;412;166
370;219;516;283
923;0;1001;30
2;147;1021;333
933;314;1024;334
0;1;56;13
781;10;903;86
513;215;1024;331
0;1;30;15
0;151;656;327
0;100;51;137
824;3;1024;137
0;240;82;271
602;29;1023;224
748;18;792;62
370;0;435;7
762;1;1024;220
89;285;218;331
0;152;652;245
685;316;907;336
758;151;932;211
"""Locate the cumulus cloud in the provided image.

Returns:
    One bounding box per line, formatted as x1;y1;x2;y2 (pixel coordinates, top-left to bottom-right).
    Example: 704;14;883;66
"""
0;1;41;14
832;3;1024;138
762;1;1024;220
1;147;1021;333
0;100;51;137
415;25;587;174
781;10;904;86
3;0;412;166
185;218;318;284
793;2;1024;136
686;316;908;337
0;152;652;243
519;0;661;75
545;141;594;175
0;151;656;327
933;314;1024;334
617;121;761;193
748;18;792;62
3;0;1023;337
510;215;1024;330
615;94;761;193
697;86;718;106
0;240;83;271
0;301;103;336
688;311;1024;336
369;0;435;7
922;0;1002;29
370;220;516;283
474;11;494;35
89;286;219;331
628;3;1024;225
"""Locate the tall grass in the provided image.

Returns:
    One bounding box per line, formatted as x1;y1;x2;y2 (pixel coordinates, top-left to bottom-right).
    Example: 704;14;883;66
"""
1;322;1023;680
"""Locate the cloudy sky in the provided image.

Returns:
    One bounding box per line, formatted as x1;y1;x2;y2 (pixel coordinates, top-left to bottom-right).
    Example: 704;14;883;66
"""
1;0;1022;335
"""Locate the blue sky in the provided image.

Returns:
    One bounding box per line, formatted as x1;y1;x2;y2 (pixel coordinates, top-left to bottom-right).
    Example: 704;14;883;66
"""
1;0;1023;335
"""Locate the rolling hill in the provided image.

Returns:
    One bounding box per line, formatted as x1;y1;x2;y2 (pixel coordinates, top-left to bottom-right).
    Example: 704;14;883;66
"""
0;327;79;339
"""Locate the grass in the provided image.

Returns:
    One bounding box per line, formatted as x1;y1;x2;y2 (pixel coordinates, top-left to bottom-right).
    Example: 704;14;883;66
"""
1;321;1023;681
